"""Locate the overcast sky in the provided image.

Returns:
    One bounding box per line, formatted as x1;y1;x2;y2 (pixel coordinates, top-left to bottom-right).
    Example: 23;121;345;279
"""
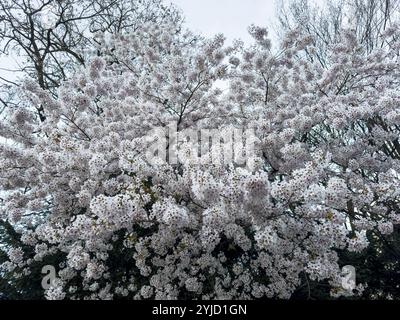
169;0;327;45
169;0;279;44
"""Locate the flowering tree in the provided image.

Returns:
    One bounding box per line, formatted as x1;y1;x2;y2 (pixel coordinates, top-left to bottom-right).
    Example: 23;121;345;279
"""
1;1;400;300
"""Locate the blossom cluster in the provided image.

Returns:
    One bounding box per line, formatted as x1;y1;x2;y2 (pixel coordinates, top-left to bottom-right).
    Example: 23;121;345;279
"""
1;17;400;300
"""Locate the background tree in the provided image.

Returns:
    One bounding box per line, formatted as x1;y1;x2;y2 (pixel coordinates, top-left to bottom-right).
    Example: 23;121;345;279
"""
276;0;400;67
0;0;182;119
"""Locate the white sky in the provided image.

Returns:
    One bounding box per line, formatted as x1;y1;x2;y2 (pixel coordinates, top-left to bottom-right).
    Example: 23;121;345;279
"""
170;0;327;45
169;0;279;44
